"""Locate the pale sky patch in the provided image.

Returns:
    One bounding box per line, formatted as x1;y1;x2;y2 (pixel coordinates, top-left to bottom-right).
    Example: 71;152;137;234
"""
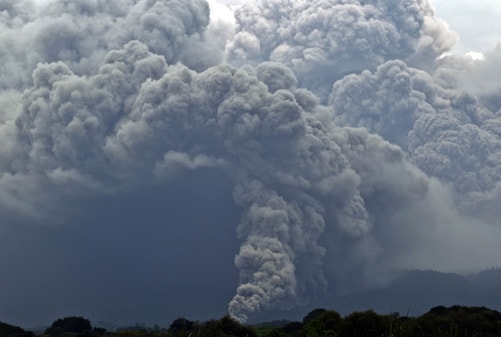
432;0;501;54
208;0;236;25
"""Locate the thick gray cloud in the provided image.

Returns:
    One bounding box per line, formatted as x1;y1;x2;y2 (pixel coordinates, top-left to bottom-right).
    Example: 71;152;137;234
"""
331;60;437;146
0;0;218;91
225;0;456;100
11;51;358;320
1;0;501;328
331;56;501;207
457;45;501;113
0;38;444;323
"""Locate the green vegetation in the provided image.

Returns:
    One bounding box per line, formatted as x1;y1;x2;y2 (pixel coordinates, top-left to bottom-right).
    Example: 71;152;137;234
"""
3;305;501;337
260;306;501;337
35;315;256;337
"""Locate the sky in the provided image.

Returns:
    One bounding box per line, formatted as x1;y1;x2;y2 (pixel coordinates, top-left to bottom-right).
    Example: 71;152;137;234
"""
2;0;501;329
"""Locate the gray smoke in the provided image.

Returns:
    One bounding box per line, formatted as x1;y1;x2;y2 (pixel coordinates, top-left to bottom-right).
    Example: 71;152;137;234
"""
1;0;501;325
225;0;456;100
330;54;501;215
0;0;218;90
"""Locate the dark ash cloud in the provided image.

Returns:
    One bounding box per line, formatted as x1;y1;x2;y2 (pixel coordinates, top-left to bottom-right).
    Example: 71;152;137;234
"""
1;0;501;327
225;0;456;100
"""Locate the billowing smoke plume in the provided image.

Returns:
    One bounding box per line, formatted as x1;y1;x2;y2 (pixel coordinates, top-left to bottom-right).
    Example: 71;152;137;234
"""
225;0;456;100
330;53;501;216
1;0;501;325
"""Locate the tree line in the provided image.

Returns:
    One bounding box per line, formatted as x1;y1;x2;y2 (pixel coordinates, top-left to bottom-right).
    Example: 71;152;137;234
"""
2;305;501;337
258;305;501;337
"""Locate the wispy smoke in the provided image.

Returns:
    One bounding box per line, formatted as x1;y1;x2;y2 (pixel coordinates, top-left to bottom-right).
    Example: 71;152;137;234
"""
1;0;501;325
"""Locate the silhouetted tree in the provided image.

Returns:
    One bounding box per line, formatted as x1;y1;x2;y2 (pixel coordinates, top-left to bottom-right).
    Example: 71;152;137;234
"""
302;308;328;324
414;305;501;337
168;318;196;337
45;316;92;337
339;310;388;337
302;310;342;337
0;321;35;337
201;316;257;337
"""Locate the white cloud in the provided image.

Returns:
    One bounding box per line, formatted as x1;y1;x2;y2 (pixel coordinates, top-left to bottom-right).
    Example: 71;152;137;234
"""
432;0;501;53
207;0;236;25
